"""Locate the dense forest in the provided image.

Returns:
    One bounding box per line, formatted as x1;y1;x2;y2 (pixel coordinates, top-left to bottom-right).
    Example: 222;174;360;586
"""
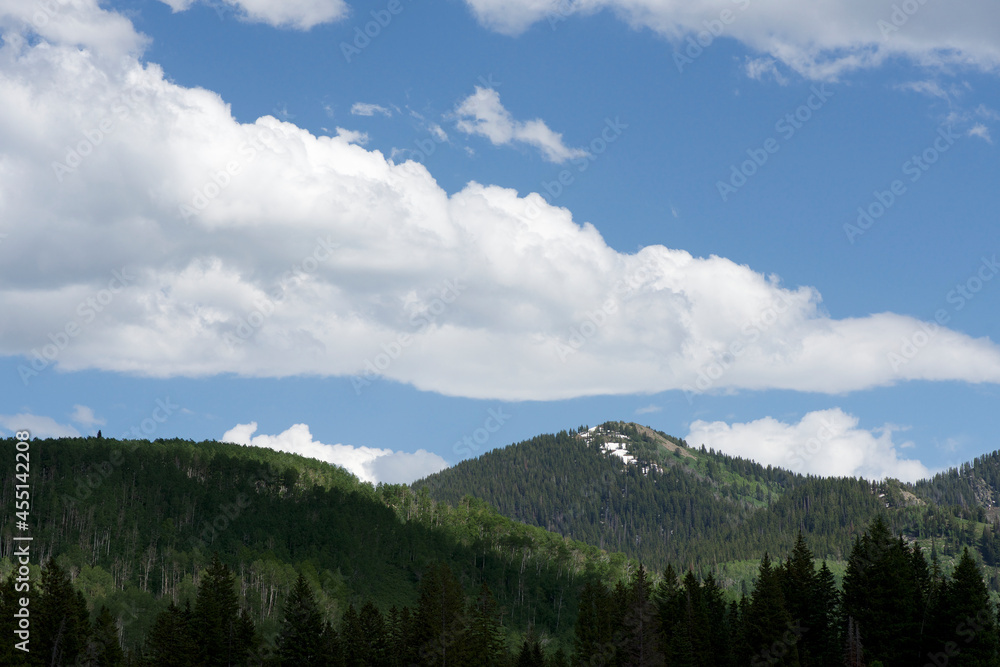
0;436;635;658
3;517;998;666
415;422;1000;578
4;426;1000;664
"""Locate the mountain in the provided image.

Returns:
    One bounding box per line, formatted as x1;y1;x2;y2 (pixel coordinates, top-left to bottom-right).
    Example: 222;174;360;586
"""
0;436;634;658
4;425;1000;664
414;421;993;575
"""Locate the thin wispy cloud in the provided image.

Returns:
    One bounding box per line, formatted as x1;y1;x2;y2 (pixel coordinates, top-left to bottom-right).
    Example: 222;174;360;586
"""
351;103;393;118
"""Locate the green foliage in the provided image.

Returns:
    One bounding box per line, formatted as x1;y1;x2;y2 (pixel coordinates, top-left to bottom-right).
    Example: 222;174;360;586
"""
0;435;632;658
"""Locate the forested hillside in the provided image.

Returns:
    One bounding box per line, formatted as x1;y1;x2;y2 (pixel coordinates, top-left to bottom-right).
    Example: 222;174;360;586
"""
5;426;1000;665
0;436;635;661
415;422;999;576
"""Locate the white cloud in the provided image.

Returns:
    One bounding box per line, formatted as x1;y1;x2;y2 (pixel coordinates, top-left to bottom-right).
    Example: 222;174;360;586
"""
2;3;1000;401
744;57;787;85
634;404;662;415
462;0;1000;80
968;123;992;143
429;123;449;142
0;413;81;439
351;103;393;117
334;127;369;144
686;408;931;482
454;87;588;163
158;0;347;30
895;79;951;100
221;422;449;484
70;405;105;428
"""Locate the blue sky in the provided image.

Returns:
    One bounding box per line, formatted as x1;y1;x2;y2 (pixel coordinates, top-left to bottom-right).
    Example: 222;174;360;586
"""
0;0;998;484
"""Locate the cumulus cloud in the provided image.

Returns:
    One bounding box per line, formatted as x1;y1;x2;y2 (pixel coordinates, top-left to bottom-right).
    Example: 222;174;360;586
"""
2;2;1000;401
157;0;347;30
462;0;1000;80
454;87;588;163
334;126;369;144
0;413;81;439
351;103;393;117
221;422;449;484
70;405;105;429
686;408;931;482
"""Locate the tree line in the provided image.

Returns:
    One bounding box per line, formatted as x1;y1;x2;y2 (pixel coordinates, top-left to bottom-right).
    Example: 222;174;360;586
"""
4;516;998;666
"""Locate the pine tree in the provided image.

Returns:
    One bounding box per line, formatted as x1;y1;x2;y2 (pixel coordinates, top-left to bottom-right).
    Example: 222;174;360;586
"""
842;517;922;667
142;601;198;666
276;573;326;666
573;579;613;665
0;573;19;666
79;605;125;666
742;553;800;667
459;584;505;666
811;562;841;667
193;553;247;667
516;626;545;667
35;557;89;667
413;562;466;665
357;601;389;666
939;548;998;665
621;564;664;666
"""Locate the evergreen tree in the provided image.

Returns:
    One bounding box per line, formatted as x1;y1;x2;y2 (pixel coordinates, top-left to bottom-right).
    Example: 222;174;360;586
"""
842;517;922;667
193;553;248;667
742;553;799;667
459;584;505;666
35;557;89;667
811;562;841;667
939;548;998;665
779;532;815;665
357;601;390;667
701;573;736;667
80;605;125;666
0;573;19;666
341;603;362;666
516;626;545;667
620;565;664;666
276;573;326;666
142;601;198;667
412;562;467;665
573;579;613;665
